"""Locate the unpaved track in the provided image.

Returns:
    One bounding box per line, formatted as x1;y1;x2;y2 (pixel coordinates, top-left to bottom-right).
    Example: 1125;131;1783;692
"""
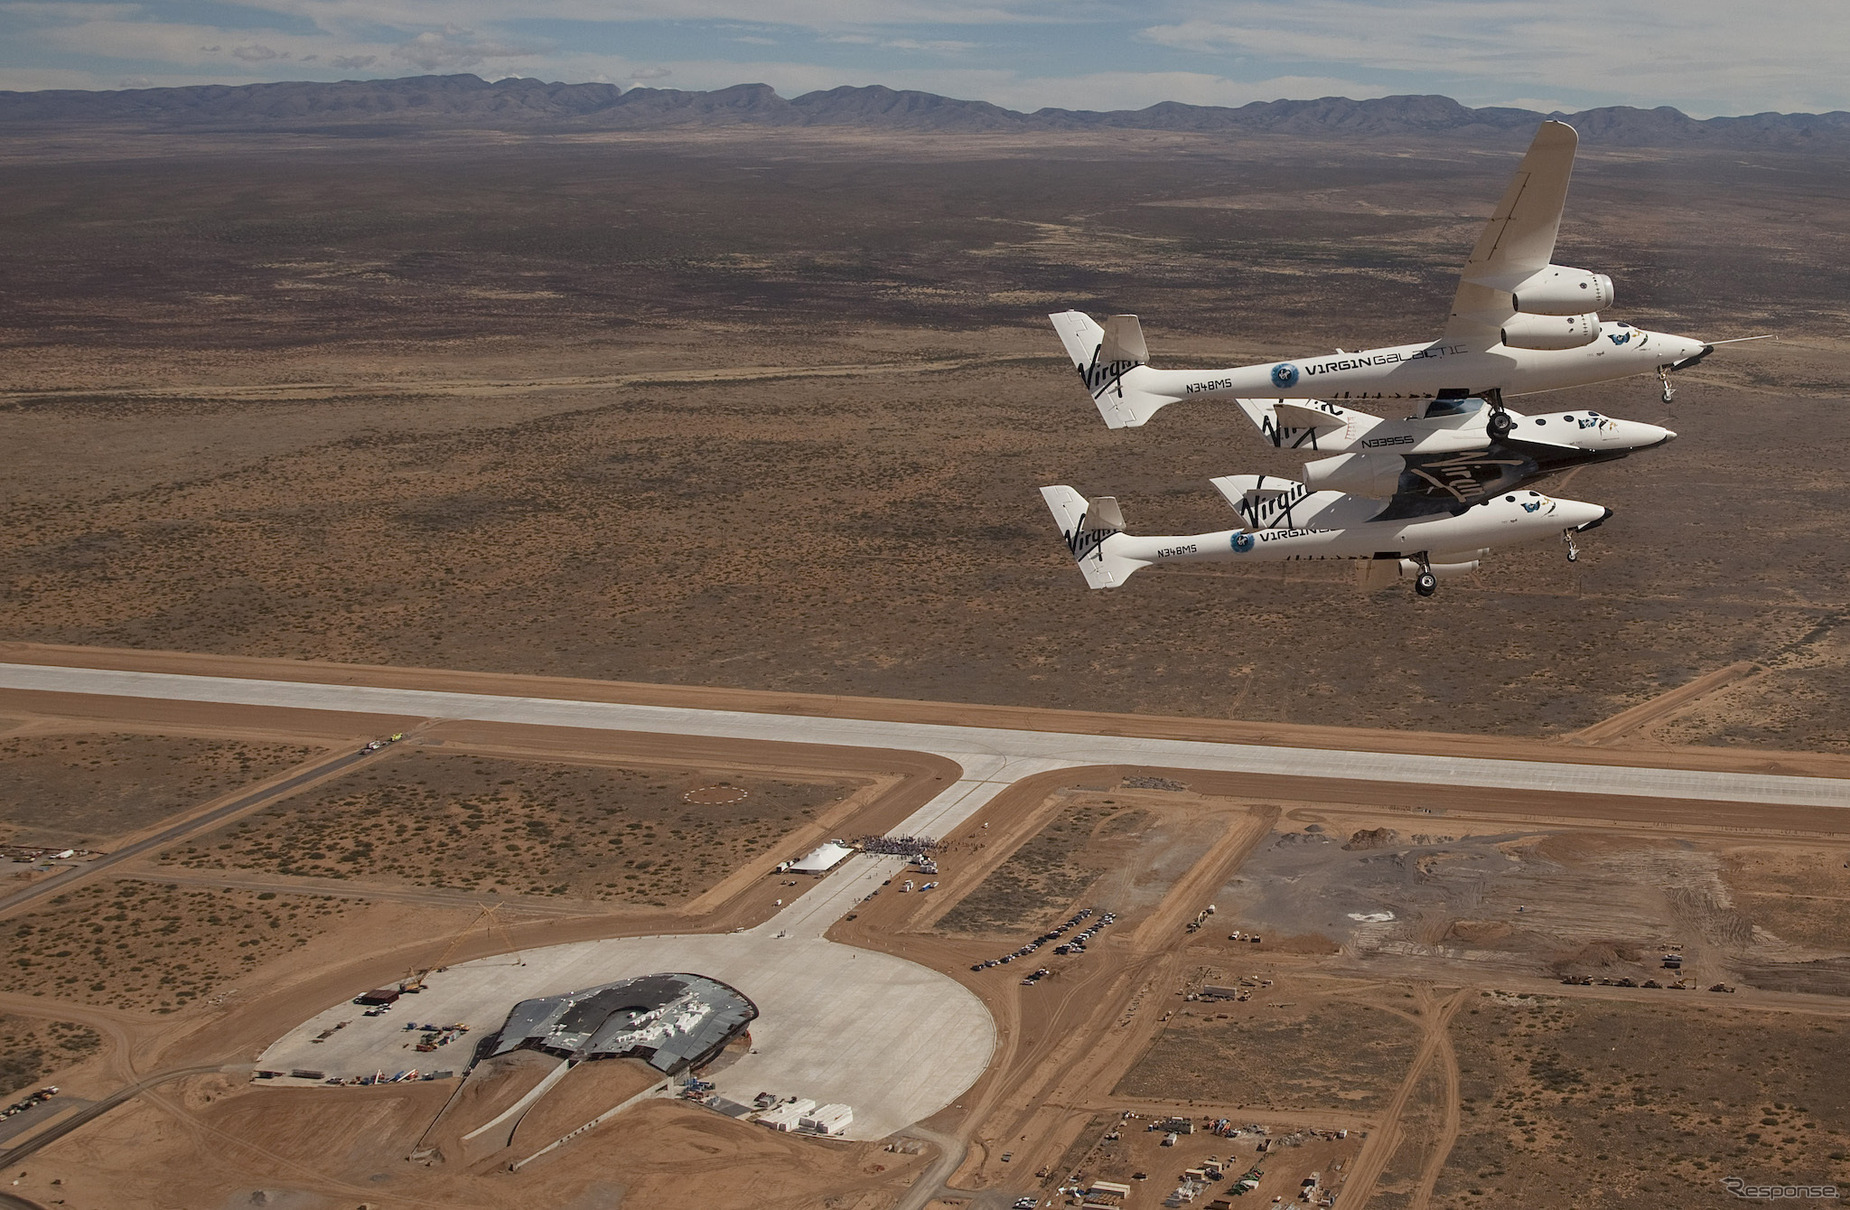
0;355;1043;406
1339;985;1468;1210
0;992;148;1086
1570;660;1761;745
1410;991;1467;1210
0;1064;234;1169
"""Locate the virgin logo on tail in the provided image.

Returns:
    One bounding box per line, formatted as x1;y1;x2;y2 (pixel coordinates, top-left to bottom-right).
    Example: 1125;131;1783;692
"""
1064;513;1117;562
1240;480;1314;530
1079;345;1141;399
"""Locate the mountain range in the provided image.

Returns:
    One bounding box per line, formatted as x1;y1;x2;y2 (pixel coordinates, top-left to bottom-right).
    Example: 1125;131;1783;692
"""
3;74;1846;146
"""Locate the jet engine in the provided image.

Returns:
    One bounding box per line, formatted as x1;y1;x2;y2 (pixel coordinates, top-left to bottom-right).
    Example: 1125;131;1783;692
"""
1508;265;1613;315
1302;451;1404;497
1501;311;1599;351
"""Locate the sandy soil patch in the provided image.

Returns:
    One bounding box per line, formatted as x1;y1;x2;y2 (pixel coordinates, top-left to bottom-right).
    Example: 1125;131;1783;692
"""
1435;995;1850;1208
935;784;1251;938
1115;979;1421;1111
159;748;851;903
1;879;355;1012
0;731;315;847
0;1013;100;1099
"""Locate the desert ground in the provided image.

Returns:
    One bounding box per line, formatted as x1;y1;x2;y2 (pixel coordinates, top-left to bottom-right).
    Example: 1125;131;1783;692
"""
1;126;1846;739
0;121;1846;1209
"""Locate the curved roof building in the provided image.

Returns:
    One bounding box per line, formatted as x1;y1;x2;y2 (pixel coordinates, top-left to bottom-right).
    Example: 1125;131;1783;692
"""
488;972;757;1074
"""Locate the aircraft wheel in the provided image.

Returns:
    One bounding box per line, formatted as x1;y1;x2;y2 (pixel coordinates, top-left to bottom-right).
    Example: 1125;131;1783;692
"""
1567;548;1579;563
1415;571;1438;597
1487;410;1513;439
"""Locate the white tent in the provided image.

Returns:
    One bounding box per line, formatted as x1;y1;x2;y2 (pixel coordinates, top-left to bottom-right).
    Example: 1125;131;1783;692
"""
788;842;853;874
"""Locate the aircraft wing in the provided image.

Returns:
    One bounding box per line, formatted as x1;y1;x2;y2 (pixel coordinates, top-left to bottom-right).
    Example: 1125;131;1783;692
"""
1446;121;1579;346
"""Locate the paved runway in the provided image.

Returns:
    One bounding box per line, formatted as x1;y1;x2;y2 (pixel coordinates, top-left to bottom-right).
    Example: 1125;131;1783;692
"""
4;662;1849;811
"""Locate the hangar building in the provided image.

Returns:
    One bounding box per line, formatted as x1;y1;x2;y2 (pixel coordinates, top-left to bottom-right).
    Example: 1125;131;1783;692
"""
488;972;756;1074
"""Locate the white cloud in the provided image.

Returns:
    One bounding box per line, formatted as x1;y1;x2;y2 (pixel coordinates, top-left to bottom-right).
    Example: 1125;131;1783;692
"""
394;26;540;70
826;33;977;53
35;16;383;72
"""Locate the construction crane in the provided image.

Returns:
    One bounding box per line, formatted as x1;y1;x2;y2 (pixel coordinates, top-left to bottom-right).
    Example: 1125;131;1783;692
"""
400;902;522;993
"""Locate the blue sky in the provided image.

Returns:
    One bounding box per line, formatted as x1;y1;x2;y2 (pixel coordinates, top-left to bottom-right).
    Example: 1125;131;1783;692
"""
2;1;1844;118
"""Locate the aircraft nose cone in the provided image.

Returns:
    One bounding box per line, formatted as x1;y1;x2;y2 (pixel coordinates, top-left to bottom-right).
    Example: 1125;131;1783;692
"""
1662;429;1679;442
1575;505;1615;531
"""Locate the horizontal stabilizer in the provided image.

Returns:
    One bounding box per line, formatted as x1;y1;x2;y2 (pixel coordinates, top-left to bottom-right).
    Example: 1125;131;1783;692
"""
1100;315;1148;367
1273;402;1348;432
1087;494;1126;532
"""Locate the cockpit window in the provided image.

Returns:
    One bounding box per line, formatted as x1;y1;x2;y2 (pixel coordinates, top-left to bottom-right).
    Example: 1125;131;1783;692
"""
1421;397;1485;419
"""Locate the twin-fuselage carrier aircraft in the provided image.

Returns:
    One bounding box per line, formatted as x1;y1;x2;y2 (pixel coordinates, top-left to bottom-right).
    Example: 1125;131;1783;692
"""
1054;120;1724;434
1040;119;1720;597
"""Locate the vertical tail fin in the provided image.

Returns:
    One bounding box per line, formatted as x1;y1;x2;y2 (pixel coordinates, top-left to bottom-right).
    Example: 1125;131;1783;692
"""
1040;485;1148;589
1048;311;1178;430
1232;399;1372;450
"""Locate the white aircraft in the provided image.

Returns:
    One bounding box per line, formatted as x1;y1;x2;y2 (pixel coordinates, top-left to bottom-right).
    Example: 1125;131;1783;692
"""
1052;120;1735;436
1041;480;1611;597
1232;395;1673;506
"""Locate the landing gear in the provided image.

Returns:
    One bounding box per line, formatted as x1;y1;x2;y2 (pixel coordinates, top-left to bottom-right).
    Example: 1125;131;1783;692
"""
1563;529;1580;563
1658;365;1675;404
1413;553;1438;597
1483;388;1513;439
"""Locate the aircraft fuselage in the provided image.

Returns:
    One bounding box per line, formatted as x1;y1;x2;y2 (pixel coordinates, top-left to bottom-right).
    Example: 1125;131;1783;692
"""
1103;490;1606;569
1139;321;1705;402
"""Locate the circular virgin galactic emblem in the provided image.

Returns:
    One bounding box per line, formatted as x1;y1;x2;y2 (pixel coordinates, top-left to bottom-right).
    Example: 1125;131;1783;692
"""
1231;532;1255;553
1270;363;1300;389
